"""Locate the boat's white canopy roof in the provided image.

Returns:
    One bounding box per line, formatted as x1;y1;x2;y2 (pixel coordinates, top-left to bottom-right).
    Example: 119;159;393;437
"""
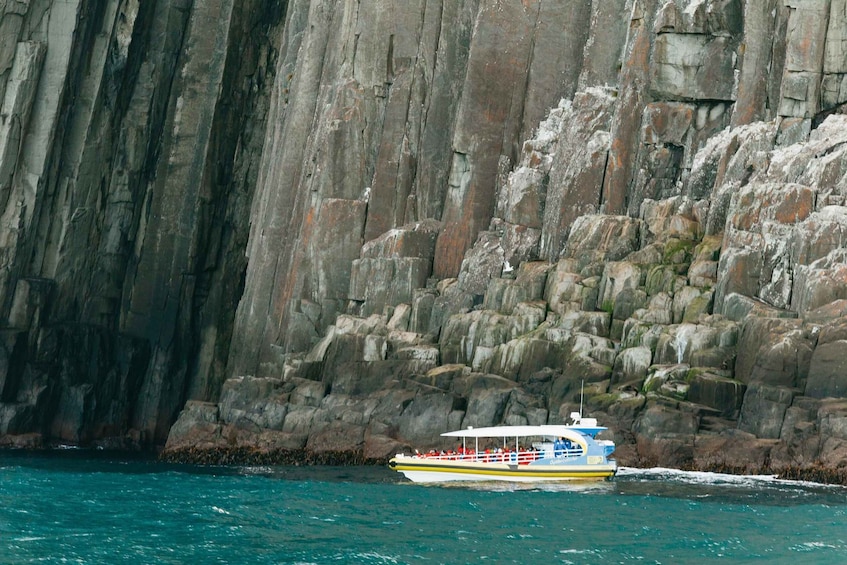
441;425;599;439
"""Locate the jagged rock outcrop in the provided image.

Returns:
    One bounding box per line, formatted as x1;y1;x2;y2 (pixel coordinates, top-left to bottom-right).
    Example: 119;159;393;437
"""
2;0;847;480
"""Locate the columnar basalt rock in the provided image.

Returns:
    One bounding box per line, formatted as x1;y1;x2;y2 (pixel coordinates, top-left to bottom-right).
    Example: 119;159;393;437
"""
3;0;847;480
0;0;286;446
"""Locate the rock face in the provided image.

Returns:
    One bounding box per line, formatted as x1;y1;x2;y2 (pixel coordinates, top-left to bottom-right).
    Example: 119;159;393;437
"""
1;1;847;478
0;0;285;446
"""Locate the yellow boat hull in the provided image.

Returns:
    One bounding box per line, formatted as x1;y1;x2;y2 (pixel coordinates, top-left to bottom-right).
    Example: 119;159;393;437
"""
389;456;616;483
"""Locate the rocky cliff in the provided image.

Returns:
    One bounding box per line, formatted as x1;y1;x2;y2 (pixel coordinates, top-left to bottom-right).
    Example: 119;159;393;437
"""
2;0;847;477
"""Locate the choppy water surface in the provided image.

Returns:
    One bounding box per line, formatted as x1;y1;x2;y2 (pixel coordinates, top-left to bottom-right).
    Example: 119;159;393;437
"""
1;451;846;564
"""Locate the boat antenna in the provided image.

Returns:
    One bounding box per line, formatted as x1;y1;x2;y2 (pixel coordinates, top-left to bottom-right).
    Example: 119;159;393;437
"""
579;380;584;418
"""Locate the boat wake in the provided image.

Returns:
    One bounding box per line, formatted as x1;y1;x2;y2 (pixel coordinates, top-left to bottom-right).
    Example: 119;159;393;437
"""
617;466;846;490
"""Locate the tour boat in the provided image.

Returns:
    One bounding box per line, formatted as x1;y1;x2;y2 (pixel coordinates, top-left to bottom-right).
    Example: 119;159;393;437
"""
389;412;617;483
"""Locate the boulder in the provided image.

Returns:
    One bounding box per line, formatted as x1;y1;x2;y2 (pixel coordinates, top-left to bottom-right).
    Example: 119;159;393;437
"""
611;346;653;387
737;384;796;439
792;247;847;314
633;292;674;325
681;289;714;323
307;420;365;453
165;401;222;451
462;386;515;429
778;0;830;117
611;287;648;340
560;215;644;270
487;338;565;382
0;402;33;436
721;293;798;322
428;280;474;338
688;259;718;289
500;222;542;269
816;401;847;468
349;257;431;316
643;365;690;399
545;262;598;314
409;289;437;334
771;396;823;467
484;261;552;314
502;389;548;426
396;389;463;446
500;165;546;228
539;90;616;260
687;371;746;418
455;231;505;296
387;304;411;331
713;246;763;314
361;219;441;260
734;317;813;387
331;360;432;397
553;310;611;337
621;319;665;352
654;321;737;366
672;286;709;323
651;32;736;101
218;376;290;431
640;197;703;243
597;261;642;313
633;404;698;467
694;432;778;474
806;318;847;398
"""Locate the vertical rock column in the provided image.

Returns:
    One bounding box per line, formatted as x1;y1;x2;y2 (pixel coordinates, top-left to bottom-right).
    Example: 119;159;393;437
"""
821;0;847;110
0;0;82;317
410;0;478;223
600;0;659;216
731;0;786;125
778;0;830;118
123;0;236;441
0;42;45;213
232;0;337;375
433;1;541;278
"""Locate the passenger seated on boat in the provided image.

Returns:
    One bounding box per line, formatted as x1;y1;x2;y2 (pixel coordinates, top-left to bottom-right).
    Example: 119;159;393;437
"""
518;447;537;465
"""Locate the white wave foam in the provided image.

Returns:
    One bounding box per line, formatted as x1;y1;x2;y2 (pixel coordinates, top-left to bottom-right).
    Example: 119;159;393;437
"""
617;466;846;489
238;465;273;476
353;551;400;563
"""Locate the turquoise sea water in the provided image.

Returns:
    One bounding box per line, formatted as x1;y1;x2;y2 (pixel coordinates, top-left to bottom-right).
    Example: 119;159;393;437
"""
1;452;846;564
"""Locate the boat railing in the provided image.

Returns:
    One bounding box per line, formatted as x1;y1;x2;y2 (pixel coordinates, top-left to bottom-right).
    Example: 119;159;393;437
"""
409;448;583;464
